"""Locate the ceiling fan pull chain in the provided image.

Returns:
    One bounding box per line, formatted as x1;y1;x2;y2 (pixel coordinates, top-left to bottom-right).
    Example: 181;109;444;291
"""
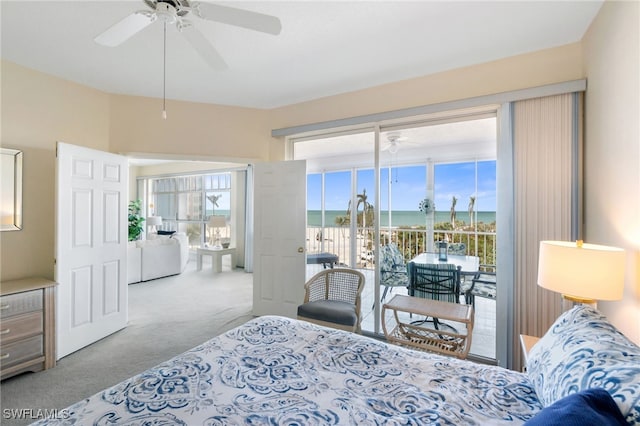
162;20;167;120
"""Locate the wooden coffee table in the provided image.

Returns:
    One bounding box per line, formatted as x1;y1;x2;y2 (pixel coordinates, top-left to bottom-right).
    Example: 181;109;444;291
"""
382;294;474;359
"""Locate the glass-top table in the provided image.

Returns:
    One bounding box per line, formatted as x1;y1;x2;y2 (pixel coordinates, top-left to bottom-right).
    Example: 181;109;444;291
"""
411;253;479;274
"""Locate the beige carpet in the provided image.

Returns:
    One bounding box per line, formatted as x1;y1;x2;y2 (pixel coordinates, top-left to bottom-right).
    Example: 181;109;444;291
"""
0;257;253;426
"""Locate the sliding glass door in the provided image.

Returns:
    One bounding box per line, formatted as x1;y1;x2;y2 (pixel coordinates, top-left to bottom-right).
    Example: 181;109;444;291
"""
292;111;498;361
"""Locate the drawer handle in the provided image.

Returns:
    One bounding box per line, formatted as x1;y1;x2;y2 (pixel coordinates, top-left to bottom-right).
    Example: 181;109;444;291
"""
0;304;9;310
0;353;9;360
0;329;10;335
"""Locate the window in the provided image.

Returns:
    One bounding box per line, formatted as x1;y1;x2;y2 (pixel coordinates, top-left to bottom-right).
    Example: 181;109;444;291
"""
142;172;232;249
294;113;497;360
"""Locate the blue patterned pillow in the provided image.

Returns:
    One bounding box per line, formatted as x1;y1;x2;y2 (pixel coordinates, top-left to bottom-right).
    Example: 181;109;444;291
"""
526;304;640;424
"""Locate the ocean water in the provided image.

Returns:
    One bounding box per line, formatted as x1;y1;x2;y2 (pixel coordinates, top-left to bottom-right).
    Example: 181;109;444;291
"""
308;210;496;227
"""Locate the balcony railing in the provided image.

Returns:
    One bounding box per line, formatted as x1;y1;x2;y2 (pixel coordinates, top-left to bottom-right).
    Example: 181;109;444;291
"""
306;226;496;272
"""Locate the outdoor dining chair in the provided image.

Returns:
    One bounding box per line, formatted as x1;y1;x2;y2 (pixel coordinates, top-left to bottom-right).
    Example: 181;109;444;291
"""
378;243;410;306
407;261;460;330
462;270;497;307
447;242;467;255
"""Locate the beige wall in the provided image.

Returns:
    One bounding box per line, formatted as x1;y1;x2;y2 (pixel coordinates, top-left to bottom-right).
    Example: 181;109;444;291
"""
1;61;111;281
109;94;272;164
582;0;640;342
269;43;583;130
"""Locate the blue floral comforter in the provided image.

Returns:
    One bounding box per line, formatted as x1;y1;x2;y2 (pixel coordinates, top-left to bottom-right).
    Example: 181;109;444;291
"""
34;316;542;425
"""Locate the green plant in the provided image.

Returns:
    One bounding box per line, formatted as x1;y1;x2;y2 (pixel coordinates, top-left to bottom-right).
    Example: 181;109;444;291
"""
128;199;145;241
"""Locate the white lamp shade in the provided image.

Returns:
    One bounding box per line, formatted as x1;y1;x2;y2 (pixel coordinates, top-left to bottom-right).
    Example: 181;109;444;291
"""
208;215;226;228
146;216;162;226
537;241;625;302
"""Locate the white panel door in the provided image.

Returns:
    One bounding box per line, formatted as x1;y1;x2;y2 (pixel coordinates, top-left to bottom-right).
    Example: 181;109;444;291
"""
253;160;306;318
55;142;128;359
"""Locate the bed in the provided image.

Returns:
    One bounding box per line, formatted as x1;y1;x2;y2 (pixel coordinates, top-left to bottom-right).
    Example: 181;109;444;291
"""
34;305;639;425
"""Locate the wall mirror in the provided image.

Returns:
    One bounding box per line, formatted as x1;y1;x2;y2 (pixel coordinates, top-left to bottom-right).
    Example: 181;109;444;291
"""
1;148;23;231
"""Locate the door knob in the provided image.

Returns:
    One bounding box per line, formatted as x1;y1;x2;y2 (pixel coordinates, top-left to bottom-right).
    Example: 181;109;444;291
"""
298;247;304;253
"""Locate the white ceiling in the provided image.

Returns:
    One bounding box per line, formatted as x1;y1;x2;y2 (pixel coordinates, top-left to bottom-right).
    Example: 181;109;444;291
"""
296;114;498;172
1;1;603;110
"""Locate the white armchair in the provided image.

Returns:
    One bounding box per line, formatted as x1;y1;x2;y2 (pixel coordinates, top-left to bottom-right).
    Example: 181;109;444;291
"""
127;242;142;284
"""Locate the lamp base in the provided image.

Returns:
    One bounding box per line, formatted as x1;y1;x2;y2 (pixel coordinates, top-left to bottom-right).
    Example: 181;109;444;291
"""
562;294;596;304
209;229;222;248
562;294;597;309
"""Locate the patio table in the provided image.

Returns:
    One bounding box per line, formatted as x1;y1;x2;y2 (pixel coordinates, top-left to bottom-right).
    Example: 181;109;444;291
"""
411;253;479;274
306;252;339;269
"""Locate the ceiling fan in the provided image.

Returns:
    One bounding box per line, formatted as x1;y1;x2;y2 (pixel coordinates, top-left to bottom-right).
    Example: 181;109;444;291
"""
94;0;282;70
381;133;409;154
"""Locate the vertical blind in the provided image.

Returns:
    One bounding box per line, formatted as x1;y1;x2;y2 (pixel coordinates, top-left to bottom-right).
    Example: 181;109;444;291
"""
511;92;582;370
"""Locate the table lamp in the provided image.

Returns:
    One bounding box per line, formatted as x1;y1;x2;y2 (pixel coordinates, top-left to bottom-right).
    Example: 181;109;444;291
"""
537;240;625;307
146;216;162;234
208;215;227;249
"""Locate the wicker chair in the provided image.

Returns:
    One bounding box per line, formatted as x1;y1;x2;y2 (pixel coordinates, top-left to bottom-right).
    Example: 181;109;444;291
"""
297;268;366;333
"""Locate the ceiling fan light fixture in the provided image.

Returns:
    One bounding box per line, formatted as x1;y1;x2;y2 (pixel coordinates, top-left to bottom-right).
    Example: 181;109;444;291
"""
155;2;177;23
385;133;406;154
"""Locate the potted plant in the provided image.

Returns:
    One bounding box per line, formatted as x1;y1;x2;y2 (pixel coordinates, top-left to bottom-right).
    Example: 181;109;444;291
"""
128;199;145;241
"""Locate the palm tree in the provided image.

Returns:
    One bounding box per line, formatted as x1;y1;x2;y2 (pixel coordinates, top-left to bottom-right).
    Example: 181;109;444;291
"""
334;215;349;238
348;189;373;229
356;189;371;211
468;196;476;227
450;196;458;229
207;194;222;216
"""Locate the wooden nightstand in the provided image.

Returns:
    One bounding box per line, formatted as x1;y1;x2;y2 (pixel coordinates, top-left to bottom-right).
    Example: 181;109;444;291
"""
519;334;540;370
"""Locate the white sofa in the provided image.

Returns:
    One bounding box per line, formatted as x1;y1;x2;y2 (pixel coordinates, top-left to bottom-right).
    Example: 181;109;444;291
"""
127;232;189;283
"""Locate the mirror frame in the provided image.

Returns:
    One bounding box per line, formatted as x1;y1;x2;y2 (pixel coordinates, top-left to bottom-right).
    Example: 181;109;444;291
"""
1;148;23;231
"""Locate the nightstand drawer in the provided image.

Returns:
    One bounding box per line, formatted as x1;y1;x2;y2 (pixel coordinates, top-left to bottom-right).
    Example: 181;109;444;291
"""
0;335;43;369
0;290;42;319
0;311;43;344
0;278;56;380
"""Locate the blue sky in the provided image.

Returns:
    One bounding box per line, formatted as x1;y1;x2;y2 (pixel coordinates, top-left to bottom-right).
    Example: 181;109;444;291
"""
307;160;496;212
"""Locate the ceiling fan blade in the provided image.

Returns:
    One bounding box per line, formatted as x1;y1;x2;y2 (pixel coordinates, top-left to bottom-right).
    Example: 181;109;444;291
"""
181;25;228;71
193;2;282;35
95;11;156;47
